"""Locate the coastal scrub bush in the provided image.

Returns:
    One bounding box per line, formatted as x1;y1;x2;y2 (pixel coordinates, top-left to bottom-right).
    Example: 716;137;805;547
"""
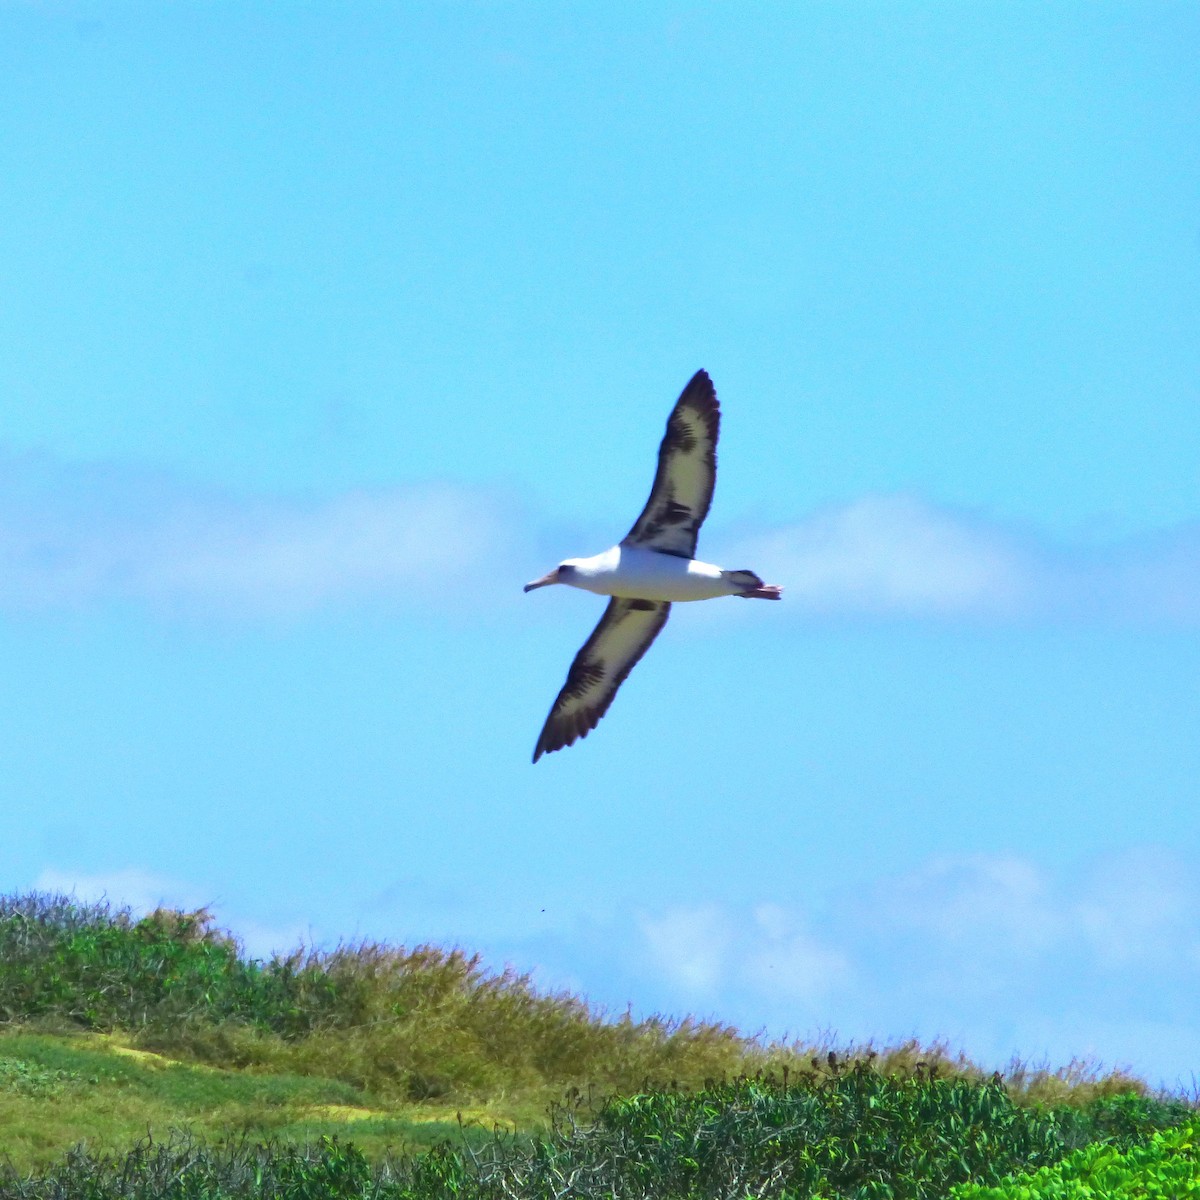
0;1074;1189;1199
951;1115;1200;1198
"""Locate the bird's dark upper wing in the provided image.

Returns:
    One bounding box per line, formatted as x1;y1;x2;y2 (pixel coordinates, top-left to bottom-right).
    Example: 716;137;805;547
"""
622;369;720;558
533;597;671;762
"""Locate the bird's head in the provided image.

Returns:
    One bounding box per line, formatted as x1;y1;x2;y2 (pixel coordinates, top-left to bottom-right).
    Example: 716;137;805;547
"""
524;561;578;592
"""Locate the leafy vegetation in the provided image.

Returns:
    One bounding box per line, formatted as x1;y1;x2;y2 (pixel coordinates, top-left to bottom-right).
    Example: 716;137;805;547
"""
0;1075;1190;1198
951;1116;1200;1198
0;891;1192;1197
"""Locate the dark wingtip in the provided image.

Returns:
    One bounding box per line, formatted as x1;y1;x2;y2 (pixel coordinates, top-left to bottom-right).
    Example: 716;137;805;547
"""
679;368;719;418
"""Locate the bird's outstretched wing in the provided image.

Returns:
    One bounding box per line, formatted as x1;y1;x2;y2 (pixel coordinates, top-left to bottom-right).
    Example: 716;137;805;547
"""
622;369;720;558
533;597;671;762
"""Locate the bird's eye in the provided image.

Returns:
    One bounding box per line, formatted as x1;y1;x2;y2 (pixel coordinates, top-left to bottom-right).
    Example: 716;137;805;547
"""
558;564;574;575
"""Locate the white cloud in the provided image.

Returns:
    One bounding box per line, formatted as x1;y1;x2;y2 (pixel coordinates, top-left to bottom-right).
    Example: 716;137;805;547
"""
135;485;518;617
1072;848;1200;972
744;903;853;1005
867;853;1063;956
3;451;1198;627
724;493;1200;625
639;904;731;993
862;849;1200;976
738;495;1030;619
638;902;849;1015
0;450;524;618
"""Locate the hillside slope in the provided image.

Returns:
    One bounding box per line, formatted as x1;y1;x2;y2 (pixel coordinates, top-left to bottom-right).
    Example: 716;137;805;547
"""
0;891;1190;1195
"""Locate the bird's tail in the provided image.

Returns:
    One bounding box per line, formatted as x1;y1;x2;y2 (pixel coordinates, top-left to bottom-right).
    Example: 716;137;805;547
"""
724;569;783;600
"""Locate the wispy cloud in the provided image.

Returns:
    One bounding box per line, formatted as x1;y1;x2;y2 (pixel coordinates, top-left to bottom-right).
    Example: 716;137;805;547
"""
3;451;1197;626
629;848;1200;1083
726;494;1200;625
639;904;733;993
638;902;852;1013
0;450;525;619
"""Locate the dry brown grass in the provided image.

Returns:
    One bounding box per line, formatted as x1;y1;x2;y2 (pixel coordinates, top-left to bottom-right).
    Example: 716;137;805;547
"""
1;892;1156;1118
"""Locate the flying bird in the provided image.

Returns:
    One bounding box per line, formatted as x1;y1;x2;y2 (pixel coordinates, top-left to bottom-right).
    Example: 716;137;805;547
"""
525;369;781;762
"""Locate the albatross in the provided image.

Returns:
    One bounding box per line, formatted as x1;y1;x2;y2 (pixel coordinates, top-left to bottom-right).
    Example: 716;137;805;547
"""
525;369;781;762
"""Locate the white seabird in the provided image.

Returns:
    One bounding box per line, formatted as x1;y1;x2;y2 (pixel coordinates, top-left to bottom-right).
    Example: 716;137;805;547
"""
525;369;781;762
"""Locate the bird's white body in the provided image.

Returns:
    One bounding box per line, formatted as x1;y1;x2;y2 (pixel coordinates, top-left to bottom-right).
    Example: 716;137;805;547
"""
560;545;739;602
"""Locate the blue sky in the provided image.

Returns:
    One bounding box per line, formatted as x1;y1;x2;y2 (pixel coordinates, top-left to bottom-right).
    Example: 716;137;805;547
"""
2;3;1199;1088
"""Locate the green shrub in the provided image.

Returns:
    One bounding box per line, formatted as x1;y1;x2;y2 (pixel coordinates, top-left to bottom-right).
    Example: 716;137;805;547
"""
551;1071;1187;1199
951;1117;1200;1198
0;1074;1190;1199
0;1134;373;1200
0;894;345;1036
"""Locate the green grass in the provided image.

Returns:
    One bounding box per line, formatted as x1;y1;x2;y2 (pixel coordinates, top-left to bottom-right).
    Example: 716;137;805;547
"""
0;1030;510;1171
0;890;1191;1196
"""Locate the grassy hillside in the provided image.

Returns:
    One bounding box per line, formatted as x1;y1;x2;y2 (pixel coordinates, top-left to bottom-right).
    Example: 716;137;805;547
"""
0;891;1192;1196
0;892;766;1104
0;1029;507;1170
